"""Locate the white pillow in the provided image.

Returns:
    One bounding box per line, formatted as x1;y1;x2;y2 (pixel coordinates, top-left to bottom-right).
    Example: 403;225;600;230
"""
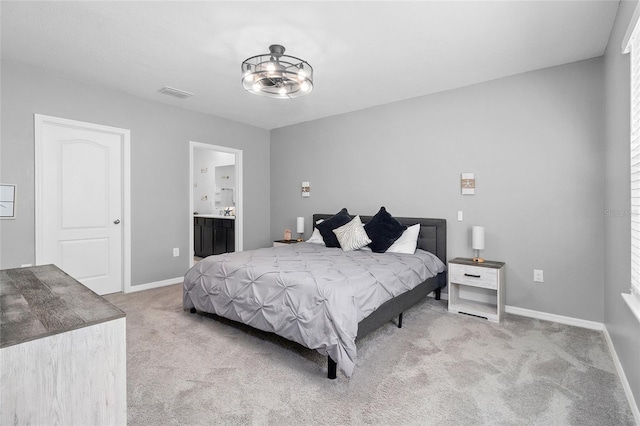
307;219;326;245
386;223;420;254
332;215;372;252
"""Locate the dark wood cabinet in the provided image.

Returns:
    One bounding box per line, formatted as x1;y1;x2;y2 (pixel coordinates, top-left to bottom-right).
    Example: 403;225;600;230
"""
194;217;235;257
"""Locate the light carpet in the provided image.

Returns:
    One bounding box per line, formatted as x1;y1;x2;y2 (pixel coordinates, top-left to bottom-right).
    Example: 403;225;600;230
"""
105;284;635;425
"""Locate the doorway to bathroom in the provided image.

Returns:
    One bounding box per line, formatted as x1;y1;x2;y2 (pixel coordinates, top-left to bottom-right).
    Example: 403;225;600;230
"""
189;141;243;266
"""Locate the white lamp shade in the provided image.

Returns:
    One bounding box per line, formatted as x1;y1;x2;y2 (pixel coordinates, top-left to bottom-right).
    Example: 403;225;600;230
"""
296;217;305;234
472;226;485;250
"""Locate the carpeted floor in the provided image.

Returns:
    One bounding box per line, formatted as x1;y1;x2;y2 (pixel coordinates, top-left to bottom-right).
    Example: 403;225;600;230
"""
105;284;635;426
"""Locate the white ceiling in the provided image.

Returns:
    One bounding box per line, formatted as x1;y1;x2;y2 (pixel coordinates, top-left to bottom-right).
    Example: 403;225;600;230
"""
1;1;619;130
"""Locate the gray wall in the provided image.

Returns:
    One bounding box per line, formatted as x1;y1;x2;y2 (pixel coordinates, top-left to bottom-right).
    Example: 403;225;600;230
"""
604;0;640;411
0;61;271;286
271;57;605;322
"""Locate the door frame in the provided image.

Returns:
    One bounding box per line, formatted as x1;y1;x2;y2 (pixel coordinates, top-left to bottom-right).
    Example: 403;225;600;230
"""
34;114;132;292
189;141;243;266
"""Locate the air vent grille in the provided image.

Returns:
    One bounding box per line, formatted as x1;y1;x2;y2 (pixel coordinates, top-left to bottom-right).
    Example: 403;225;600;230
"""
159;86;193;99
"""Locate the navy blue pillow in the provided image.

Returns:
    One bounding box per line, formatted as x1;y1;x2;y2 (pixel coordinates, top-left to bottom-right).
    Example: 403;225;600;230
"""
316;208;351;248
364;207;407;253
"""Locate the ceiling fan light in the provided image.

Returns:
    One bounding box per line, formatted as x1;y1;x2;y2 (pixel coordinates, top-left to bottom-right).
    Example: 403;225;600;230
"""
241;44;313;99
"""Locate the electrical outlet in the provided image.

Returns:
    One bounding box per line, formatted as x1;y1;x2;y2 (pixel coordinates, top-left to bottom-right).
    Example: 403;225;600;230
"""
533;269;544;282
173;248;179;257
457;211;463;221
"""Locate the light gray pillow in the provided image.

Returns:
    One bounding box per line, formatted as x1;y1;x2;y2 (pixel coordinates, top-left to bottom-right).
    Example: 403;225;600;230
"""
332;215;372;251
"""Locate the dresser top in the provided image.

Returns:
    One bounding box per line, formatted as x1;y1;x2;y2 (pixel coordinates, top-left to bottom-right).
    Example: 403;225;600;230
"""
0;265;125;348
449;257;505;269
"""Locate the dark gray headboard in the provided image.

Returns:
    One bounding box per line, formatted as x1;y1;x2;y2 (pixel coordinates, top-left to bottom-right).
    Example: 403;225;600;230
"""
312;214;447;267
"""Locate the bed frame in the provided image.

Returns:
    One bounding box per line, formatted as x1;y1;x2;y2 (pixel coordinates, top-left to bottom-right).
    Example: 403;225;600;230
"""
189;214;447;379
313;214;447;379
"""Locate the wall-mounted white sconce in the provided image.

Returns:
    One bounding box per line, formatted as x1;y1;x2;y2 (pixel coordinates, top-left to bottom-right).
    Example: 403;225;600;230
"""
461;173;475;195
296;217;305;241
472;225;485;263
301;181;310;197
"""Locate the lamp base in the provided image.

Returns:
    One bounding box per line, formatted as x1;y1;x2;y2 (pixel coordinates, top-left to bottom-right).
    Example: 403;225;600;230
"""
473;257;485;263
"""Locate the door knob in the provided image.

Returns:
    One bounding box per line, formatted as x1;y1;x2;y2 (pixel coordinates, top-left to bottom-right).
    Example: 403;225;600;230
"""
113;219;121;224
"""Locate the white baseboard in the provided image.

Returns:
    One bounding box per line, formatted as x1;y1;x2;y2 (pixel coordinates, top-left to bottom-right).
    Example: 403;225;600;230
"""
432;290;604;330
603;326;640;425
126;276;182;293
504;305;604;331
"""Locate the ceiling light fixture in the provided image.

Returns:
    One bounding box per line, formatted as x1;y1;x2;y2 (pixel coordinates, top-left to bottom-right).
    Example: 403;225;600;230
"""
241;44;314;99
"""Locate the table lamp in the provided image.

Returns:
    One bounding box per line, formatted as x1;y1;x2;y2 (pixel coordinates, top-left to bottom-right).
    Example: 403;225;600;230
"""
472;226;485;263
297;217;305;241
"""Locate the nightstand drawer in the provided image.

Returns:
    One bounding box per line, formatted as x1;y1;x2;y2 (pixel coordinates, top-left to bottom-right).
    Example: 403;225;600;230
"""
449;263;498;290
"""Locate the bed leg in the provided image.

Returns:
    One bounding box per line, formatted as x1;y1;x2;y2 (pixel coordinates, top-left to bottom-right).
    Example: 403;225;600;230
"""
190;307;197;314
398;312;403;328
327;357;337;380
435;288;441;300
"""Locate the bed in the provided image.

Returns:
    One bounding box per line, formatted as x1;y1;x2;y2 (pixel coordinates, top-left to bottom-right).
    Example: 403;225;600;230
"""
183;213;447;379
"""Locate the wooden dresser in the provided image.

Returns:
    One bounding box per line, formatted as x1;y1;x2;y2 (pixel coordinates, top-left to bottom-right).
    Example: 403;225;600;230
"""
0;265;127;424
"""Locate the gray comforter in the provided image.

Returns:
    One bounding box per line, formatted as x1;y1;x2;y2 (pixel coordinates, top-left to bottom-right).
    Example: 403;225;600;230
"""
183;242;445;377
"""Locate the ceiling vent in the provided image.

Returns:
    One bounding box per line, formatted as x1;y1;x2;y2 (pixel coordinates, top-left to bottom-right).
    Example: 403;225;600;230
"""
159;86;194;99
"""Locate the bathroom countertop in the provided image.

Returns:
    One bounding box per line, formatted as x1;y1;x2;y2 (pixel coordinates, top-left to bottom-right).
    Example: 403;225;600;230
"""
193;214;235;219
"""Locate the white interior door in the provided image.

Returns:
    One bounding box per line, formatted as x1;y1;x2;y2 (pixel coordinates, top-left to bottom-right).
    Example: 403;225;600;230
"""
36;115;129;295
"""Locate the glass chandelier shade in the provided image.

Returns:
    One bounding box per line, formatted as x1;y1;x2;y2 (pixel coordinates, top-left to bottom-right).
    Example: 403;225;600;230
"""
241;44;314;99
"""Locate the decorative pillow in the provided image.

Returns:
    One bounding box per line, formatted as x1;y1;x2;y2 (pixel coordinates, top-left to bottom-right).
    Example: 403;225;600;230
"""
386;223;420;254
316;208;351;248
364;207;407;253
332;216;372;252
307;220;326;245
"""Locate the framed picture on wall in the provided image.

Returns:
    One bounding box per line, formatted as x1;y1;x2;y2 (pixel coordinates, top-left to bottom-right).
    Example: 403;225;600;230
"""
1;184;16;219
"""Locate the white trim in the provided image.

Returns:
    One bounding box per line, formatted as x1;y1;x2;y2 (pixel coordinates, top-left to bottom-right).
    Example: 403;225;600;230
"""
505;305;604;330
623;1;640;54
122;130;132;293
189;141;243;269
435;291;605;330
434;290;605;330
125;276;182;293
622;293;640;324
34;114;132;294
603;326;640;425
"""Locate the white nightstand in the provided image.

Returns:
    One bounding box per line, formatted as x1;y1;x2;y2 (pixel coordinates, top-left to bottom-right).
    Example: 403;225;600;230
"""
448;257;506;323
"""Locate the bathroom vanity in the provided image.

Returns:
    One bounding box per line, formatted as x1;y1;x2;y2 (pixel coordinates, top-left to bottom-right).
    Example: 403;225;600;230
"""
194;215;235;257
